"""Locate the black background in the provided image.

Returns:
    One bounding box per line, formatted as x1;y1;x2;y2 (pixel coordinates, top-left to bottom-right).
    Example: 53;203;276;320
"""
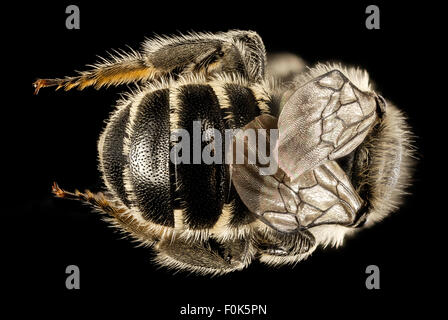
4;0;440;318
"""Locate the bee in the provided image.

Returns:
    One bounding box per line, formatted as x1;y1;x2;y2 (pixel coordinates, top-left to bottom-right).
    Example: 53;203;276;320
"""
35;30;414;275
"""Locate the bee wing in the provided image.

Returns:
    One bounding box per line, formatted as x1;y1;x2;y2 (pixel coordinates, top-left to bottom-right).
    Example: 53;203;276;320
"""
232;159;364;233
278;70;379;177
230;115;299;233
231;111;366;233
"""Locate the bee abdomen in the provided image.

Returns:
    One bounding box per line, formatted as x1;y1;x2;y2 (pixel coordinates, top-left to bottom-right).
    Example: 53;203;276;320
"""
99;88;174;227
171;80;268;230
99;77;270;231
212;82;265;228
126;89;174;226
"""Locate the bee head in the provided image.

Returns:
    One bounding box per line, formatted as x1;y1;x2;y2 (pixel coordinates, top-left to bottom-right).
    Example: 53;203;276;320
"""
345;102;415;228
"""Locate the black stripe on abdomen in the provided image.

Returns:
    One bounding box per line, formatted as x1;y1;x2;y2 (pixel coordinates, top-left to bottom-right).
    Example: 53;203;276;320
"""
128;89;174;227
223;83;261;128
174;84;228;229
222;83;261;227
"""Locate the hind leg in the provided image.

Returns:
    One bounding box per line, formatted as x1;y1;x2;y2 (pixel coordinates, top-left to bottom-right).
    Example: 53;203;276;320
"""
34;30;267;94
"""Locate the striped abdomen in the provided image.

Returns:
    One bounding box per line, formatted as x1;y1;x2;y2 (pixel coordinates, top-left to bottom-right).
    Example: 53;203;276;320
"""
98;77;271;234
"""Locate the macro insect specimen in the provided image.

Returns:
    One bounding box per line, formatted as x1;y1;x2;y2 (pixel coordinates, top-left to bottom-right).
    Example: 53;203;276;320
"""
34;30;414;275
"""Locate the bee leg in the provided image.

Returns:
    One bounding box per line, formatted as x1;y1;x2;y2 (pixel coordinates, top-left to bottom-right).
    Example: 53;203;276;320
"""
155;236;254;275
142;30;266;82
224;30;267;81
259;246;289;257
51;182;157;245
33;49;156;94
33;30;267;94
